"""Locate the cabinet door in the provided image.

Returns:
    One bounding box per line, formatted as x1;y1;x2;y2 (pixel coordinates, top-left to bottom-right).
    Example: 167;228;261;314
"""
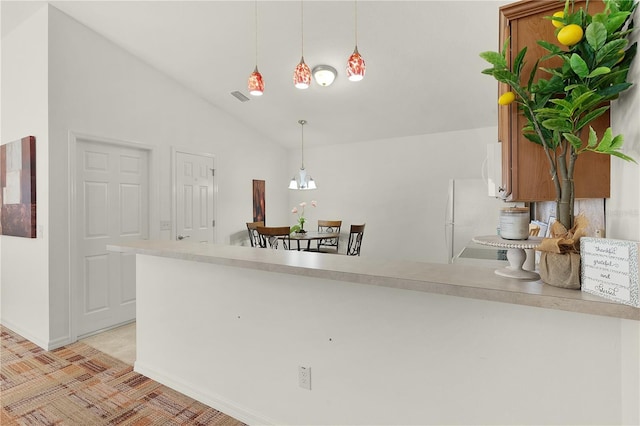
499;0;610;202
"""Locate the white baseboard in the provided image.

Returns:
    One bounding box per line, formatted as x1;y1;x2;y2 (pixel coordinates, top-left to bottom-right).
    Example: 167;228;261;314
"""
134;361;277;426
0;319;72;350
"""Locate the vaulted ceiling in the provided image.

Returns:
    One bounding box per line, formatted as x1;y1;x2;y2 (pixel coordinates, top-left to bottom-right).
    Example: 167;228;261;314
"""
4;1;513;148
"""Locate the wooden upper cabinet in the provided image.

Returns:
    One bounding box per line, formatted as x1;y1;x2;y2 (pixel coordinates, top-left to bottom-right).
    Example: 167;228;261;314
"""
499;0;610;202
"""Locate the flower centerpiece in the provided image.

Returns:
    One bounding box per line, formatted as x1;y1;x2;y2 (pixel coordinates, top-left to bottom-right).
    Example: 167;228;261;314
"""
290;200;316;234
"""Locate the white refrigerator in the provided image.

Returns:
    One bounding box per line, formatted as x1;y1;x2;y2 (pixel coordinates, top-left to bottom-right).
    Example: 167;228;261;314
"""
445;178;508;262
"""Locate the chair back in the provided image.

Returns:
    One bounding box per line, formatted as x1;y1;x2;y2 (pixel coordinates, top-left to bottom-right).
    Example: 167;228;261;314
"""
346;224;365;256
246;221;264;247
257;226;292;250
317;220;342;252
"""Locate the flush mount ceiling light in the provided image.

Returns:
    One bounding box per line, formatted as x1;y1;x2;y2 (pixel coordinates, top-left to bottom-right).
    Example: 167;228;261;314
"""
248;0;264;96
293;0;312;89
312;65;337;87
289;119;317;190
346;0;366;82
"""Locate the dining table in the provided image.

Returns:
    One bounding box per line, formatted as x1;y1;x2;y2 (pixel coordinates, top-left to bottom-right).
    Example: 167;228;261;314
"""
284;231;340;252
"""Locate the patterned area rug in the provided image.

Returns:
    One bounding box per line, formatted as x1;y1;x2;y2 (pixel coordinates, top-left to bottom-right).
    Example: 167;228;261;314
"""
1;326;245;425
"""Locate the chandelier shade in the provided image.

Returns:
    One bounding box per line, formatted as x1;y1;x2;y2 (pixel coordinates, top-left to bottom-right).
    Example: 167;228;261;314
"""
347;47;366;81
289;119;317;190
294;58;312;89
248;67;264;96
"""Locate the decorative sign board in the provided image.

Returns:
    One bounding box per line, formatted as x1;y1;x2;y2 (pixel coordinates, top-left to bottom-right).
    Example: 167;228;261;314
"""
581;237;639;307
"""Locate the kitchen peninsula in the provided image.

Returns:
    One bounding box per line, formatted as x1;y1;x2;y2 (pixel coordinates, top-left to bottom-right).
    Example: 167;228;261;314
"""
108;240;640;425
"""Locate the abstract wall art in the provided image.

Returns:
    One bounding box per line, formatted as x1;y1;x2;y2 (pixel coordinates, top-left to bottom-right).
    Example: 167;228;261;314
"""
253;179;265;223
0;136;37;238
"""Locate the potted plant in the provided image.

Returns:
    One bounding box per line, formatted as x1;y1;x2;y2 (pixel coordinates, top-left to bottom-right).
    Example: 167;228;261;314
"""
480;0;637;233
290;200;316;234
480;0;637;288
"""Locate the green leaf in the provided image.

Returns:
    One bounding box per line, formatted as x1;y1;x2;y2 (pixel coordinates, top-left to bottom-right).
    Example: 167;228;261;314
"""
513;47;527;75
596;82;632;98
603;11;631;34
537;40;563;54
542;118;573;132
548;99;574;111
587;66;611;77
608;150;638;163
610;134;624;150
596;39;628;64
586;22;607;50
570;54;590;78
588;127;599;148
523;132;543;146
480;51;507;67
577;105;610;130
564;133;584;150
597;128;615;151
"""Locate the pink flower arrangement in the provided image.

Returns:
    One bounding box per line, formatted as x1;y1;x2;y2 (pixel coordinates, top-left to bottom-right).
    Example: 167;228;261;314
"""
291;200;316;232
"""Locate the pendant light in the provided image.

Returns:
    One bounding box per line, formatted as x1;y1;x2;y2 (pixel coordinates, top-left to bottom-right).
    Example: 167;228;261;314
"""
248;0;264;96
346;0;366;82
293;0;311;89
289;120;317;190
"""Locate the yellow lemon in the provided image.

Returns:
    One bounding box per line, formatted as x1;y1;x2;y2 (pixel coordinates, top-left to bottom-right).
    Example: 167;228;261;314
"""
557;24;584;46
552;11;565;28
498;91;516;106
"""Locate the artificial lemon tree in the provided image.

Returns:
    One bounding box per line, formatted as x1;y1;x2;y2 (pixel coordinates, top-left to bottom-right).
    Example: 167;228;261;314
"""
481;0;637;231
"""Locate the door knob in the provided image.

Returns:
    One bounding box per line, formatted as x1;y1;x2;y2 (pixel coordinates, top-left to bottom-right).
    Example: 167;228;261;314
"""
177;235;190;240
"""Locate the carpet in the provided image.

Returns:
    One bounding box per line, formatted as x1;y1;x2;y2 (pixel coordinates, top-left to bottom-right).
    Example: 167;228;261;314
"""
1;326;245;425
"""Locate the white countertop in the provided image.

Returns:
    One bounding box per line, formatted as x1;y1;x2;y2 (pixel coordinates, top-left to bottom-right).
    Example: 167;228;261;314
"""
107;240;640;321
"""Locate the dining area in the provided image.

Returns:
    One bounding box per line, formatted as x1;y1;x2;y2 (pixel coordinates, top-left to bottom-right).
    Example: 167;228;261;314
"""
246;219;365;256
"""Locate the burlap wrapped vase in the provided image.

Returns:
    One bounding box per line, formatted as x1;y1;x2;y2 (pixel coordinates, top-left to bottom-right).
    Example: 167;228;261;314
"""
536;215;589;290
539;252;581;289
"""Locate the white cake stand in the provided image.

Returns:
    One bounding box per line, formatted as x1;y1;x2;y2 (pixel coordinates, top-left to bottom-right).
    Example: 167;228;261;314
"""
472;235;543;280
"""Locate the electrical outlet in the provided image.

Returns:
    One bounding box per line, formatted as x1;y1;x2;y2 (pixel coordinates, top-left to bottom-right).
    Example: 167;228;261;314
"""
298;366;311;390
160;220;172;231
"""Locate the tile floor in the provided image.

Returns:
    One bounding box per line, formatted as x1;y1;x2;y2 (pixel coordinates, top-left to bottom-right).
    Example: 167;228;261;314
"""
80;322;136;365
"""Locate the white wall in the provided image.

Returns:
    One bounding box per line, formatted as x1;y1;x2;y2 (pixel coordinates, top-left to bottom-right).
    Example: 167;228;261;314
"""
609;25;640;242
290;127;499;263
0;4;51;348
1;5;289;348
136;255;640;425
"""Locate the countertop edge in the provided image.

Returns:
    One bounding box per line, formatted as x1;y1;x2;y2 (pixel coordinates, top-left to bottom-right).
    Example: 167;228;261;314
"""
107;241;640;321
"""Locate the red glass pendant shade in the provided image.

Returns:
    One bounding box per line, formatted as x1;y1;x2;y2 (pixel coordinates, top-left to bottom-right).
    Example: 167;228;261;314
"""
293;57;312;89
248;67;264;96
346;46;366;82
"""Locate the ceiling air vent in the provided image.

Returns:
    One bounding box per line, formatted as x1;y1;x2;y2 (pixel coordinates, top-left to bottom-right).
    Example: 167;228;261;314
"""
230;91;250;102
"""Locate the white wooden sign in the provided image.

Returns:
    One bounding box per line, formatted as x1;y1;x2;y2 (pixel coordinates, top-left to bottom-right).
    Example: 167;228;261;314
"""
581;237;639;307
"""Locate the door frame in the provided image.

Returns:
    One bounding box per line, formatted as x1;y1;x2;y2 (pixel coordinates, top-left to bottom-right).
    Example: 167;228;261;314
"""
171;147;217;243
68;132;159;342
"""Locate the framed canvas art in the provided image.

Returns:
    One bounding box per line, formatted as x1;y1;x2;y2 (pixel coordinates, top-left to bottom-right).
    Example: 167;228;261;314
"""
253;179;265;223
1;136;37;238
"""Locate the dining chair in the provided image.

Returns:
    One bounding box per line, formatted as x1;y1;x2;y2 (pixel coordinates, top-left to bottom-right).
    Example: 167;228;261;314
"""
316;220;342;252
246;221;264;247
346;224;365;256
257;226;292;250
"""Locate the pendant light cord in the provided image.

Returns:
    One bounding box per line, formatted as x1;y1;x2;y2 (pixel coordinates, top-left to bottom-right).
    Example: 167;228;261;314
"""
254;0;258;66
354;0;358;47
298;119;307;169
300;0;305;57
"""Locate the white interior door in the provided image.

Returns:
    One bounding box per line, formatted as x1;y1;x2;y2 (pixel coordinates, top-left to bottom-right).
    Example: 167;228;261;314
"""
175;151;214;243
76;140;149;337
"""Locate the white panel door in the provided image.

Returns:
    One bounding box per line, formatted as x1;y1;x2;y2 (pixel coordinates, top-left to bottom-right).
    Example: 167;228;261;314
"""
176;152;214;243
76;140;149;336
